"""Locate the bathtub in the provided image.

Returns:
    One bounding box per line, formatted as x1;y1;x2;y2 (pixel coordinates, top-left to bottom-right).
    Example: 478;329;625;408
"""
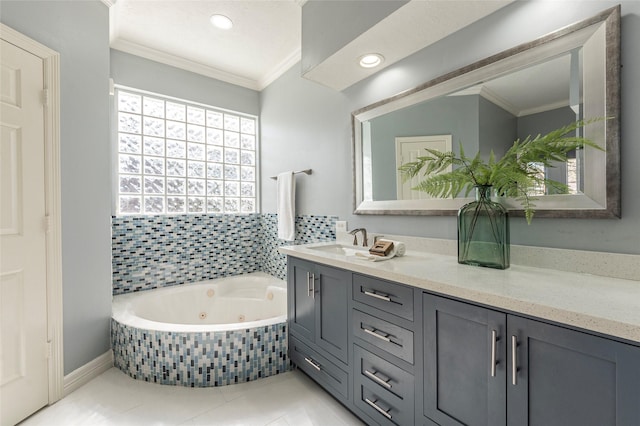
111;272;290;387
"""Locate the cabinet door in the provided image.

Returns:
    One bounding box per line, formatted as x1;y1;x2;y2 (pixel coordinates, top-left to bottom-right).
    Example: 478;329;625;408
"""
423;294;507;426
315;264;350;363
508;315;640;426
288;258;316;343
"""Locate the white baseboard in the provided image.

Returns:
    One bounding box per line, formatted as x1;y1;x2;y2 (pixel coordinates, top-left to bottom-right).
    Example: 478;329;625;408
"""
63;350;114;397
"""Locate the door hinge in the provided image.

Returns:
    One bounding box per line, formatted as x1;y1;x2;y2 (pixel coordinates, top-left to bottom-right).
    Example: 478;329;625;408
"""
41;89;49;106
46;341;52;359
44;215;51;233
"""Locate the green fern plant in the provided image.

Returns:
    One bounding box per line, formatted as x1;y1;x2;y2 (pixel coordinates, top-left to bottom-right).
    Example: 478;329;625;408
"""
399;119;604;223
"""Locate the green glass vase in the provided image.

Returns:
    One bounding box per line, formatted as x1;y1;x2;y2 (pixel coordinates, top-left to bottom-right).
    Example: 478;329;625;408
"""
458;185;510;269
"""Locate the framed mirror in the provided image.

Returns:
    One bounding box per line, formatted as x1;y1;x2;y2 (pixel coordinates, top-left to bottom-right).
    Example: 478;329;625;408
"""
352;6;620;218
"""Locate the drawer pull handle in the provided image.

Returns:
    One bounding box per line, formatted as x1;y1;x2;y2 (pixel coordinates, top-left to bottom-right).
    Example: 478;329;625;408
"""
363;327;391;342
365;398;392;420
511;335;518;386
364;290;391;302
311;273;315;299
304;357;321;371
490;329;498;377
364;369;392;389
306;273;316;299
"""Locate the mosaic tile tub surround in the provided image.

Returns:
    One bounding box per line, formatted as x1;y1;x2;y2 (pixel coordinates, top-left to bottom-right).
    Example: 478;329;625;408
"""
112;319;289;387
259;214;337;280
111;213;335;387
111;213;336;294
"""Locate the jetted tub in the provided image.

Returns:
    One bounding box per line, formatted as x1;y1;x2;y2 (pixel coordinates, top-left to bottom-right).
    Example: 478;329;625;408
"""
111;272;289;387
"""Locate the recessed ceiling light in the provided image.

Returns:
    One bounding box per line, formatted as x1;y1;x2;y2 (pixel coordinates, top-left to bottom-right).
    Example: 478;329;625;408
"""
359;53;384;68
210;14;233;30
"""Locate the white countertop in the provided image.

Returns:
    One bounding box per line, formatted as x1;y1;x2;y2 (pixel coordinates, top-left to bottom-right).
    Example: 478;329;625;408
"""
279;242;640;344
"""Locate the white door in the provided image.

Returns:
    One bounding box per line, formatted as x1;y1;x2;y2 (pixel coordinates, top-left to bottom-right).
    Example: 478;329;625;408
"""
1;39;49;425
395;135;452;200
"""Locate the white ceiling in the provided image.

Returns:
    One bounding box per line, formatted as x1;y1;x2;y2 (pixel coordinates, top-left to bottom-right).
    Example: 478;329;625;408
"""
452;53;579;117
109;0;512;92
110;0;303;90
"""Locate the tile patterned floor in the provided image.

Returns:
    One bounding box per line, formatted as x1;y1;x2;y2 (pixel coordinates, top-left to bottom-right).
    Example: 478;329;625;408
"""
20;368;364;426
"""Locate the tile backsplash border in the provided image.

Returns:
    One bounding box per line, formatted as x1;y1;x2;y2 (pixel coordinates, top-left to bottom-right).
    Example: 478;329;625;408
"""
111;214;336;295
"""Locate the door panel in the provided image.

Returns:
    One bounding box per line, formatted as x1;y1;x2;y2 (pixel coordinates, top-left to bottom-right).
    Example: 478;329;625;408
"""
508;316;640;426
316;265;349;363
0;38;48;426
423;294;507;426
288;259;315;343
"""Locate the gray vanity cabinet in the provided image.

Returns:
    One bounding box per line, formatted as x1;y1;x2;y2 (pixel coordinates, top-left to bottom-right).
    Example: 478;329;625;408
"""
507;315;640;426
423;293;640;426
287;257;350;365
287;256;640;426
422;294;507;426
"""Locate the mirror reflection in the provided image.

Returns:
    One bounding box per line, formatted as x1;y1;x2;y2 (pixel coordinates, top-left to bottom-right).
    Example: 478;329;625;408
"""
353;6;620;218
363;50;584;202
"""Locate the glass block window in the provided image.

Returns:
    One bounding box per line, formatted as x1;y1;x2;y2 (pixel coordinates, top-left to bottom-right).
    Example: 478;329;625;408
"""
566;158;578;194
116;88;258;215
528;162;546;196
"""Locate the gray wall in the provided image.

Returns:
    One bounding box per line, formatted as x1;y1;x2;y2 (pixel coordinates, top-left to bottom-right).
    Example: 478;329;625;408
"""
1;1;113;374
260;64;350;216
517;106;577;142
262;1;640;255
479;97;517;160
111;50;259;116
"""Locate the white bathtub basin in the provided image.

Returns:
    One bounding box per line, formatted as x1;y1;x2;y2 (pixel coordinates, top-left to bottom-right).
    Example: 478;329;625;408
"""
112;272;286;332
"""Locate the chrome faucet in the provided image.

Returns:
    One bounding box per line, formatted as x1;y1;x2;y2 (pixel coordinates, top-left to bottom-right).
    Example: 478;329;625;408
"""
349;228;368;247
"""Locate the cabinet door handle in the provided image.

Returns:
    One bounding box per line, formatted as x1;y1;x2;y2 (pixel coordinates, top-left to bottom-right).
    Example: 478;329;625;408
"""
364;369;392;389
511;335;518;385
364;290;391;302
363;327;391;342
306;272;316;299
490;329;498;377
365;398;392;420
304;357;321;371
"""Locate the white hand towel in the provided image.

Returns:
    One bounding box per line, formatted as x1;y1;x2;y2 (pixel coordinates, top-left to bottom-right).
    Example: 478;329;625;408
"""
379;239;406;257
277;171;296;241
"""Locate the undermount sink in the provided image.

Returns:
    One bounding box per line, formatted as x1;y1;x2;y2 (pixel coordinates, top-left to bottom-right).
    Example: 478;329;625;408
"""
307;244;367;256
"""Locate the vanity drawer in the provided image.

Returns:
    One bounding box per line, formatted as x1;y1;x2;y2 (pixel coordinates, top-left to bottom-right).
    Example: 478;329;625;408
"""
355;379;414;426
354;345;414;402
353;274;414;321
289;335;348;399
353;309;414;364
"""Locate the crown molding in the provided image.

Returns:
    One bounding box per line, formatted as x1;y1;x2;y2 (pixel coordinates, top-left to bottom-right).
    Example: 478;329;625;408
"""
100;0;115;7
258;47;301;90
111;39;261;91
518;99;570;118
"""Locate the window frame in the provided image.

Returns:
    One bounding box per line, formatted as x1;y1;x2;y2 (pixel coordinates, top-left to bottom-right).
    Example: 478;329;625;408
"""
112;85;260;216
